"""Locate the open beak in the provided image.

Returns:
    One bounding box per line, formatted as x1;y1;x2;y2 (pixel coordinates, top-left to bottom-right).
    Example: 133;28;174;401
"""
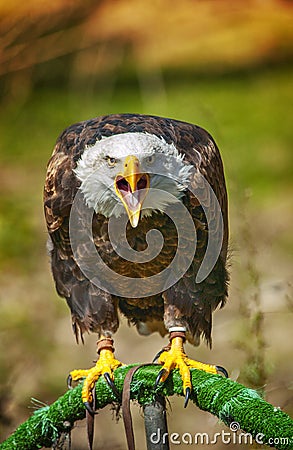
115;155;150;228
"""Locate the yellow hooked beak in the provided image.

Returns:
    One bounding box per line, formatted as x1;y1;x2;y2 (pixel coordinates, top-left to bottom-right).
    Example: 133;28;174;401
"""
114;155;150;228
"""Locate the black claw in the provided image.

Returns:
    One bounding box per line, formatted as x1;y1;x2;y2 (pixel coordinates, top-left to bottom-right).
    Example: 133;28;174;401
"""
184;387;191;408
86;393;95;450
216;365;229;378
104;372;120;398
67;374;73;389
152;349;166;363
155;368;167;388
84;401;95;416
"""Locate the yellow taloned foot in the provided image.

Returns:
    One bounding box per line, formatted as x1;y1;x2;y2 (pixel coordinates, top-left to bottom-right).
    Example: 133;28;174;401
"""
69;349;123;404
158;337;217;395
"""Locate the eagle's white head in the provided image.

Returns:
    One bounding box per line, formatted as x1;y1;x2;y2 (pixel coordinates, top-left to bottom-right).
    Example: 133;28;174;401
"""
74;132;193;227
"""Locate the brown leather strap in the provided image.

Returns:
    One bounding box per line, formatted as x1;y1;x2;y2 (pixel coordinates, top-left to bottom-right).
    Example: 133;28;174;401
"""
122;366;140;450
122;364;155;450
86;386;96;450
169;331;186;342
96;338;114;354
86;409;94;450
86;362;166;450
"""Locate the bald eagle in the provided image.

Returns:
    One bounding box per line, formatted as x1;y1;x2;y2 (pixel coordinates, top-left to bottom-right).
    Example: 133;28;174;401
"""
44;114;229;410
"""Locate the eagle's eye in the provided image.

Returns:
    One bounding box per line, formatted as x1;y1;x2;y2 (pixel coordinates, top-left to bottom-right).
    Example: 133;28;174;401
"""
106;156;117;167
145;154;155;165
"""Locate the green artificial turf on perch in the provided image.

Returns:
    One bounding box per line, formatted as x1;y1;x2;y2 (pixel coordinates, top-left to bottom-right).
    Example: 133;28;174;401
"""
1;364;292;450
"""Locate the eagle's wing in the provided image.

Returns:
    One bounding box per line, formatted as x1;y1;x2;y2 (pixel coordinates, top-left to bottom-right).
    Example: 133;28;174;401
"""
146;117;229;346
164;117;229;260
44;120;119;342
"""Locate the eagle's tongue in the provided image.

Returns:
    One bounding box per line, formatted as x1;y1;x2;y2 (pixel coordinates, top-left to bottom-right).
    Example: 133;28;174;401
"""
125;192;140;211
115;170;149;228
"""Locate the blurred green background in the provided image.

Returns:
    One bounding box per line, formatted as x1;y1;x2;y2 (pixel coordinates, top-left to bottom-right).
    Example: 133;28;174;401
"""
0;0;292;448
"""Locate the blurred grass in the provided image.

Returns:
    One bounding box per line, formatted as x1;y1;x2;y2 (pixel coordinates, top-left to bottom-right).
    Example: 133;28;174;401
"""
0;35;292;450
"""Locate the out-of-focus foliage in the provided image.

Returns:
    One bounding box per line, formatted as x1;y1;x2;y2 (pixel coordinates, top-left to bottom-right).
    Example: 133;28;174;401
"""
1;0;293;91
0;1;292;448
